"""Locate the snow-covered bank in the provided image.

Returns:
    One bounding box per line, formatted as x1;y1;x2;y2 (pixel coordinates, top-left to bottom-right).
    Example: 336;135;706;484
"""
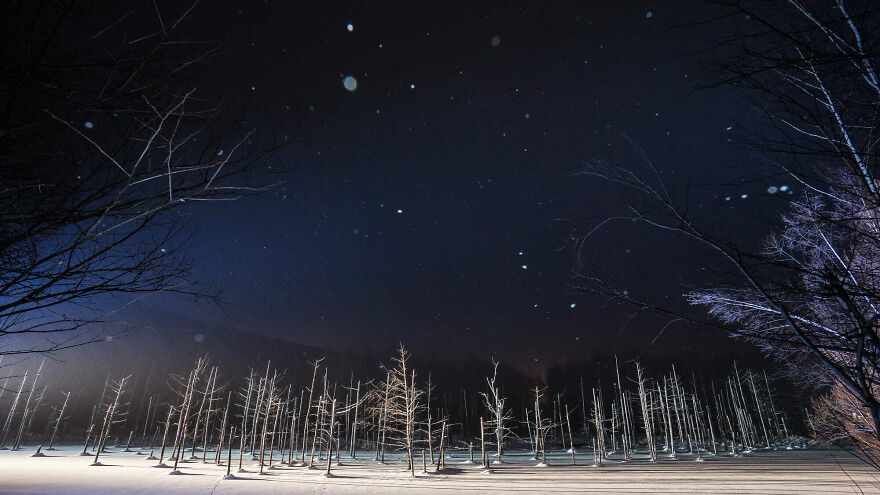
0;446;876;494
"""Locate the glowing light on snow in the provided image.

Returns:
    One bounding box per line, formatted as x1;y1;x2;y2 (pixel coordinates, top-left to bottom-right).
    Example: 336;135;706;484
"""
396;209;403;214
346;23;354;32
767;186;778;194
521;265;528;270
741;194;748;199
194;333;205;343
217;149;224;156
524;113;530;119
410;83;415;89
646;11;654;18
491;36;501;47
780;185;789;191
518;251;523;255
570;303;577;308
83;121;94;129
343;76;358;91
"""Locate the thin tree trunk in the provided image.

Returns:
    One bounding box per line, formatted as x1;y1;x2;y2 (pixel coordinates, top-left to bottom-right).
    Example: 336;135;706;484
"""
325;399;336;476
47;391;70;450
158;407;173;465
566;404;576;464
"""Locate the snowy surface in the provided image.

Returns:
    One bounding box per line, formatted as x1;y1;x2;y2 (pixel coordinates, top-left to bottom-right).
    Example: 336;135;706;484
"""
1;446;877;494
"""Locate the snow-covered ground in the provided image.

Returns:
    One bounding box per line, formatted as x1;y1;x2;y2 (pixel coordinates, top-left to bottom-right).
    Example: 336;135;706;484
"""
1;446;877;494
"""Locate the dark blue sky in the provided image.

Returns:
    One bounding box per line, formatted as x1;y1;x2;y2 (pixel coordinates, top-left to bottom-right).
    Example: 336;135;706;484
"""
116;1;779;368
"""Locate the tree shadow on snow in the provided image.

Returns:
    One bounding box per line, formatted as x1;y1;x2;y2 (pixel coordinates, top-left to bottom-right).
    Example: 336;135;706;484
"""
429;467;465;476
320;473;359;479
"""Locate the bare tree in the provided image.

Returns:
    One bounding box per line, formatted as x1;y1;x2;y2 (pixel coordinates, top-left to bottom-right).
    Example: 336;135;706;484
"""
636;363;658;462
0;1;294;356
298;358;324;465
47;391;70;450
0;370;29;448
532;386;554;466
811;383;880;465
480;359;514;464
91;375;131;465
374;343;422;476
168;357;208;472
573;0;880;461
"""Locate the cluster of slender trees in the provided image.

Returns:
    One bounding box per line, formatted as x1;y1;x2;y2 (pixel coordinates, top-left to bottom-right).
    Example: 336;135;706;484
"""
0;345;802;478
0;358;48;452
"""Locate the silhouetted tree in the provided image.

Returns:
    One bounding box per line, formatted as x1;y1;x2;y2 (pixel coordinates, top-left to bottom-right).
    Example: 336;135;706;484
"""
0;1;291;355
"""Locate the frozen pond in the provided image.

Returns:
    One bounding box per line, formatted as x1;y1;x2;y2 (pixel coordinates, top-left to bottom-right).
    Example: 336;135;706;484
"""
1;445;876;494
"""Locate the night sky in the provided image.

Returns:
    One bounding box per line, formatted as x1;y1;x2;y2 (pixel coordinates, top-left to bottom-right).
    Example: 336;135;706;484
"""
113;1;779;368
